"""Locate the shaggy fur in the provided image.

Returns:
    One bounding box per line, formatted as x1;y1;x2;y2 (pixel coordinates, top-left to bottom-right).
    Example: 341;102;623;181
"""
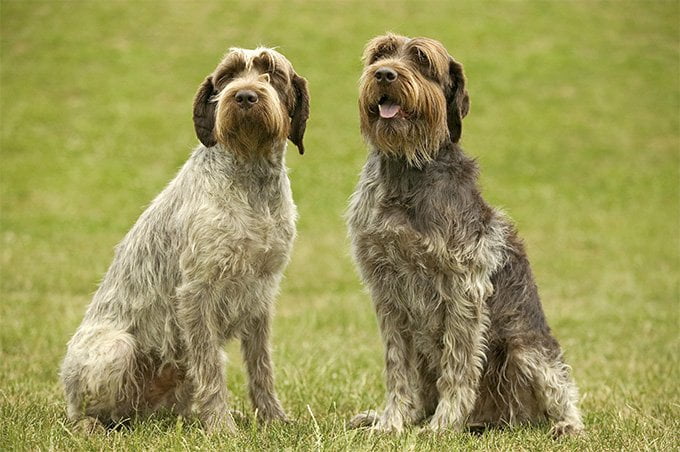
347;34;583;438
60;47;310;433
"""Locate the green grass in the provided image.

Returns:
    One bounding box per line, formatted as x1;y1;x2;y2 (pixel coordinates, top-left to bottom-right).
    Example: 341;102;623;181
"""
1;1;678;450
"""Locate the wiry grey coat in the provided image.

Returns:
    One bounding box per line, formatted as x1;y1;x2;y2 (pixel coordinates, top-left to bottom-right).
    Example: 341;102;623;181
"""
60;47;310;433
347;34;583;437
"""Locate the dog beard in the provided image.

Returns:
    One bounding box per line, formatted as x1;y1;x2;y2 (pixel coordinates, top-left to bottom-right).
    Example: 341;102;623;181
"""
215;95;288;155
359;74;448;166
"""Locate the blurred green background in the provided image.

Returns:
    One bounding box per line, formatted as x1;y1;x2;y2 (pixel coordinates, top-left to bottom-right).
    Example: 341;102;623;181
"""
1;1;678;449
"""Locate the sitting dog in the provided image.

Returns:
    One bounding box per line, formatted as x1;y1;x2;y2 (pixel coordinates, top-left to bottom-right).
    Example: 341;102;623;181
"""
347;34;583;438
60;47;310;433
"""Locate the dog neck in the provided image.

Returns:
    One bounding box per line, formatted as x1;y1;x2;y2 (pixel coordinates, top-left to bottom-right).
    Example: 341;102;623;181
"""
375;137;449;166
368;134;449;169
197;142;288;186
375;139;478;190
221;140;287;168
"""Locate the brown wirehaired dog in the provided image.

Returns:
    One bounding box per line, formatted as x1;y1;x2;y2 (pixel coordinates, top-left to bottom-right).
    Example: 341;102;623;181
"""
61;47;309;433
347;34;583;437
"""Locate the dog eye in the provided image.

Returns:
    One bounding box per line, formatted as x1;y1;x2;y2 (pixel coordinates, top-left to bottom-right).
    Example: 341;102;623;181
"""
369;51;385;64
409;47;441;81
215;73;233;88
267;68;288;82
369;47;395;65
412;48;431;66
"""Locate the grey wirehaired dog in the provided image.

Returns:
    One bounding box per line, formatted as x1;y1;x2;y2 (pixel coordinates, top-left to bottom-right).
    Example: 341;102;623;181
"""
60;47;310;433
347;34;583;438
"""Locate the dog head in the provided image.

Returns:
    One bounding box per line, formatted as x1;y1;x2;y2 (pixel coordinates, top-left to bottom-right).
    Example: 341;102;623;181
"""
193;47;310;155
359;34;469;165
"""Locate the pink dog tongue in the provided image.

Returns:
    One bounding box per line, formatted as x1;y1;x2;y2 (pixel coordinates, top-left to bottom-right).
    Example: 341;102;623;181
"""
379;101;401;119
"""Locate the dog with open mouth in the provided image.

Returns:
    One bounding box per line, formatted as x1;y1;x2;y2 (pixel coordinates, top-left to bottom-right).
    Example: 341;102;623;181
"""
348;34;584;437
358;35;465;168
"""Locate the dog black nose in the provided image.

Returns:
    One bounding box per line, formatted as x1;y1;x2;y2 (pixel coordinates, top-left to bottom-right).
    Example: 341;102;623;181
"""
375;67;398;83
235;90;258;107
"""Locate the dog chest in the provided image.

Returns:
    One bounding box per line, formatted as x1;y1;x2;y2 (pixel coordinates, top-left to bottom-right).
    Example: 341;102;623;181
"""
352;199;460;277
350;166;504;281
179;180;296;282
241;210;296;275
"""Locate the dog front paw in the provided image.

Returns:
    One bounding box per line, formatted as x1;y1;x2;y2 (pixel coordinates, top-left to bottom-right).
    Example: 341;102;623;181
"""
73;417;106;434
550;420;585;439
370;409;407;433
427;402;464;433
202;410;237;434
258;404;290;423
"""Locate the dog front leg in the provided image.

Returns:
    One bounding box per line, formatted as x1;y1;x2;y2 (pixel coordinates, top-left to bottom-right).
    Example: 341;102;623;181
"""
177;281;236;433
241;311;288;422
429;297;489;432
373;302;420;432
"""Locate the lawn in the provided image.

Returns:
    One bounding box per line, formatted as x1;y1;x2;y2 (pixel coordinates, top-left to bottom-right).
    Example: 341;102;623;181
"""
1;1;678;450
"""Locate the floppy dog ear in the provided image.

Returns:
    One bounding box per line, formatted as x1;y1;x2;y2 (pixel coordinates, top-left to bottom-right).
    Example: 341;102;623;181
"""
288;74;310;155
446;57;470;143
193;76;218;147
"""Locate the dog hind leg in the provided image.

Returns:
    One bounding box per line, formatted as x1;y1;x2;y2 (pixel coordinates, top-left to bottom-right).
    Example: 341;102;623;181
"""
513;346;584;437
61;327;142;431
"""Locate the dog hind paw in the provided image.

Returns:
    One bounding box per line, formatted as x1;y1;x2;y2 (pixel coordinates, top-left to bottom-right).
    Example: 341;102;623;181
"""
347;410;380;429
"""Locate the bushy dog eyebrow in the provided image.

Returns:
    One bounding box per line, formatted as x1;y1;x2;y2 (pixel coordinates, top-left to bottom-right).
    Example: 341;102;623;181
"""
404;39;449;81
214;55;247;84
362;34;406;65
252;54;285;77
